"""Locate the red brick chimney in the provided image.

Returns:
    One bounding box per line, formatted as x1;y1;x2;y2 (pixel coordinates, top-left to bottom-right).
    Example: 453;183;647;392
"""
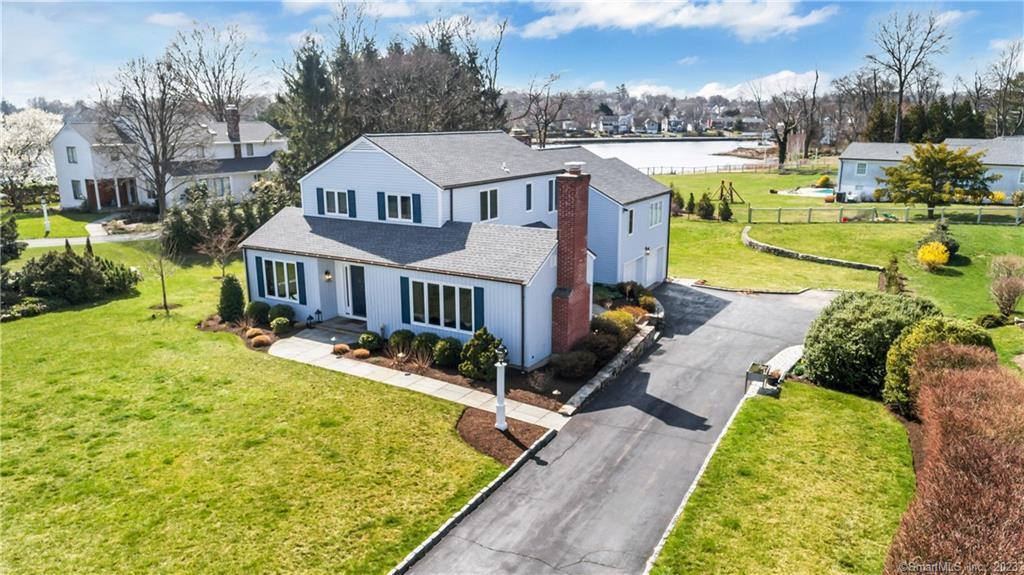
552;161;591;355
225;104;241;159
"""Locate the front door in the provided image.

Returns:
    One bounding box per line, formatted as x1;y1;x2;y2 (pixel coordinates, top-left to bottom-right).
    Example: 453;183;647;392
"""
350;265;366;318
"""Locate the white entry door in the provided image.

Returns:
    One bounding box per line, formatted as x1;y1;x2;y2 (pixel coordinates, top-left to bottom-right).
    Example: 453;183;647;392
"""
645;251;658;286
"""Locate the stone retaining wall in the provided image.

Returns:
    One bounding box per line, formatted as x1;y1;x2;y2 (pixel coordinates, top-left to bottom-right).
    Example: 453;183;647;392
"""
741;226;883;272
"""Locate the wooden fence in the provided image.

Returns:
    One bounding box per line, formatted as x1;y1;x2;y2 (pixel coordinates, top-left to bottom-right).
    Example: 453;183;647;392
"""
642;158;834;177
746;204;1024;226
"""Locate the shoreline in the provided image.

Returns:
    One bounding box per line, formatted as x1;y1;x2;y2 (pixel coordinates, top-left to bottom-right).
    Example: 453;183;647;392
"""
545;135;759;145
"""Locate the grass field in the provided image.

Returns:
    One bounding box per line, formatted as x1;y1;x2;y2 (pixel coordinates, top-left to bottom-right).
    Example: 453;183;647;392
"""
651;382;916;575
1;242;503;574
6;210;104;239
657;168;836;208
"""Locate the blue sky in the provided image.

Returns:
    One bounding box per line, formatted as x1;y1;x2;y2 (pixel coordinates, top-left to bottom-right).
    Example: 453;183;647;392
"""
3;1;1022;106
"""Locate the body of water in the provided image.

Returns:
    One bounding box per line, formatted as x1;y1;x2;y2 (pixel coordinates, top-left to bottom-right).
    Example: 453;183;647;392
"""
573;139;768;171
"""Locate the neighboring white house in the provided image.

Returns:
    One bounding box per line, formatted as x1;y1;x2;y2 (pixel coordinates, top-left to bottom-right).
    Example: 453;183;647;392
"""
51;107;287;210
599;114;635;135
239;130;671;369
836;136;1023;203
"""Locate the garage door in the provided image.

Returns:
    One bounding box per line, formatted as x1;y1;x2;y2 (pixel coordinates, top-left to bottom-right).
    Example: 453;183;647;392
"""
623;257;642;284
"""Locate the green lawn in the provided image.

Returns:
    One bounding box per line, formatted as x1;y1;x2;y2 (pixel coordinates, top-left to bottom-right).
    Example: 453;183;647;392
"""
1;242;503;574
992;325;1024;371
657;168;836;208
7;210;104;239
651;382;915;575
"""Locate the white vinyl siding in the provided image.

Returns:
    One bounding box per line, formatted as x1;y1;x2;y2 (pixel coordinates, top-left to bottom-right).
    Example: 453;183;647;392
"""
325;190;348;215
264;258;299;302
410;280;474;333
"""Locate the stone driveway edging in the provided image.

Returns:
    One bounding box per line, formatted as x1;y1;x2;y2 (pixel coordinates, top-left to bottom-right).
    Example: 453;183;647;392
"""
741;225;884;272
559;323;659;416
669;277;810;296
389;428;558;575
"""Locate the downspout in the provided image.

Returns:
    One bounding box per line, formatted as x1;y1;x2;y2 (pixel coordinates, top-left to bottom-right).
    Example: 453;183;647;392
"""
449;188;454;222
664;196;671;285
242;247;252;302
520;283;526;370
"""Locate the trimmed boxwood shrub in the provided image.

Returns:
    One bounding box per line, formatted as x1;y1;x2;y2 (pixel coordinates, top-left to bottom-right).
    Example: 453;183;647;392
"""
638;295;657;313
550;350;597;379
459;326;502;381
251;334;272;348
270;317;291;335
803;291;940;397
591;310;637;345
580;332;620;361
18;248;139;305
357;331;383;351
245;301;271;325
973;313;1009;329
268;304;294;322
388;329;415;350
433;337;463;367
883;316;994;417
218;275;245;323
351;348;372;359
412;332;440;354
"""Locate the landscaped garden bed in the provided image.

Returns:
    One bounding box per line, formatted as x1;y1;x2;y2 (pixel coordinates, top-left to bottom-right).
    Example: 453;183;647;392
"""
456;408;547;466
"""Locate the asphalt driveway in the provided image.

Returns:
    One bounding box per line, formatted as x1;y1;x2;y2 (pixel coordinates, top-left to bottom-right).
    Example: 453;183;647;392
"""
409;283;835;575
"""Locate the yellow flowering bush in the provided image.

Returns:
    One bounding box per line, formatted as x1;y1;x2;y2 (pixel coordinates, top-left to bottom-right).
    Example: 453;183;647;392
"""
917;241;949;272
991;191;1006;204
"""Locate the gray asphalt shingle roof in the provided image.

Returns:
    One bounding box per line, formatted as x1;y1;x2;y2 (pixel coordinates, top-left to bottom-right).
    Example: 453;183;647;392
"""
538;146;670;204
170;152;277;177
364;131;562;188
240;207;557;284
840;137;1023;166
204;121;282;144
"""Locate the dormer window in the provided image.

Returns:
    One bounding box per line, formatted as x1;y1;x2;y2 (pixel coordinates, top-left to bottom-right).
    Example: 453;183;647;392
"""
387;193;413;221
246;143;254;157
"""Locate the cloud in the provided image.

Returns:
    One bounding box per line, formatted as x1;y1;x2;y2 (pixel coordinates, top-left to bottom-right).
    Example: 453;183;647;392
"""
281;0;323;15
696;69;824;99
404;14;510;40
676;56;699;66
935;10;976;28
364;1;418;19
587;80;608;90
146;11;192;28
521;1;838;42
989;36;1023;51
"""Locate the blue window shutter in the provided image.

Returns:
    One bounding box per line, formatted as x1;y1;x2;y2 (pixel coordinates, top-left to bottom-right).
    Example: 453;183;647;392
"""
412;194;422;223
548;180;554;211
526;183;532;210
473;287;484;331
377;192;386;221
316;188;325;215
255;256;265;297
347;189;357;218
296;262;307;305
400;277;411;324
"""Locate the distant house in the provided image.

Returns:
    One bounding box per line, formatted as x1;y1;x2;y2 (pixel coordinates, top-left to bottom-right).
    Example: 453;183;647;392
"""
51;106;287;210
643;119;660;134
664;117;685;133
560;120;580;133
836;136;1023;203
599;114;635;135
239;131;670;369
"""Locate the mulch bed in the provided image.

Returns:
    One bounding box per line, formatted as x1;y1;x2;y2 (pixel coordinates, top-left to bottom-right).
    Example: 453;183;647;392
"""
456;407;547;466
894;413;925;476
196;315;278;352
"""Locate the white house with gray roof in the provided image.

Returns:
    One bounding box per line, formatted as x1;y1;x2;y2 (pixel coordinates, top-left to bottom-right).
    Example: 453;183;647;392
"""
837;136;1023;203
51;106;287;210
239;130;671;369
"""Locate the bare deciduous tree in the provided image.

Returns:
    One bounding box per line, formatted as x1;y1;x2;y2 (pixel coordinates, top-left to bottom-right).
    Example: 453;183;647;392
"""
866;11;949;142
195;221;239;278
987;39;1023;136
169;23;257;122
795;70;820;157
524;74;570;149
750;83;804;165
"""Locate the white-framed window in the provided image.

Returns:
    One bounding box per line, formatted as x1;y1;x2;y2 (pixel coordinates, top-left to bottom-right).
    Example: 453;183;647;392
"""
548;179;557;212
325;189;348;215
66;146;77;164
479;188;498;221
202;177;231;197
71;180;84;200
410;280;474;332
263;259;299;302
197;147;206;159
387;193;413;221
627;208;635;235
245;143;254;157
855;162;867;175
649;200;664;227
526;183;533;211
1019;169;1024;184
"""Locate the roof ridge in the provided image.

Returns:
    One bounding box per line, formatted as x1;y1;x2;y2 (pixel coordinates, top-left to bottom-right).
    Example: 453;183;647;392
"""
365;130;505;137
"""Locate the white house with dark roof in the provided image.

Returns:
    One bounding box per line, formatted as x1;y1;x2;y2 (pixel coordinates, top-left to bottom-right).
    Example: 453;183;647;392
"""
51;106;287;210
239;130;671;369
837;136;1023;203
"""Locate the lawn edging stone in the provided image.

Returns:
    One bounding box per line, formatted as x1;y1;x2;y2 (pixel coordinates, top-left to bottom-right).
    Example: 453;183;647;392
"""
741;225;884;272
559;323;659;416
388;427;558;575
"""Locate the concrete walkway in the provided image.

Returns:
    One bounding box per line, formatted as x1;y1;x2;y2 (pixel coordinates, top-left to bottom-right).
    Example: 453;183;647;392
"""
269;328;569;430
22;231;160;248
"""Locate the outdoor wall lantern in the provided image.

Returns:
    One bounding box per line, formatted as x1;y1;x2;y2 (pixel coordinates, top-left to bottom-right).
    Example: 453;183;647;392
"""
315;309;322;323
306;315;314;329
644;246;651;256
323;270;333;282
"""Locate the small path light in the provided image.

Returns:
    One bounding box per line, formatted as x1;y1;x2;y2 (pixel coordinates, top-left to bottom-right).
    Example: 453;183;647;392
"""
494;344;508;431
306;315;314;329
315;309;322;323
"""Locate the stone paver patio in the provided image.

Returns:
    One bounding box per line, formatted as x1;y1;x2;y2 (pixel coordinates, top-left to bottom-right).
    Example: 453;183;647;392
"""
269;328;569;430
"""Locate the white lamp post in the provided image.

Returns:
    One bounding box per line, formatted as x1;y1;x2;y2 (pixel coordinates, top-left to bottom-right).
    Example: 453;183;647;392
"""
41;200;51;237
494;344;508;431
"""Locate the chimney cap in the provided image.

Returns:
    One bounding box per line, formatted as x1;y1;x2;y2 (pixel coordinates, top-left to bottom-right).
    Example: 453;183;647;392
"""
564;161;585;174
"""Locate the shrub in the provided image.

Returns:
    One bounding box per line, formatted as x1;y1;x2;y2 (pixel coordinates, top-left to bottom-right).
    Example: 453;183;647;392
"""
5;296;49;320
217;275;245;323
913;342;999;376
593;284;620;304
244;327;263;339
916;241;949;271
412;332;440;354
974;313;1010;329
270;317;291;335
18;249;139;305
803;291;940;397
433;337;463;367
695;192;715;220
717;200;733;222
617;305;648;321
268;304;294;322
879;255;906;295
685;192;695;215
245;301;270;325
1;214;26;261
591;310;638;345
638;295;657;313
580;332;620;361
990;276;1024;315
550;351;597;379
357;331;383;351
1013;190;1024;207
333;343;351;355
459;326;502;381
250;335;273;348
916;221;959;258
990;191;1006;204
351;348;371;359
988;255;1024;280
815;175;832;188
617;281;643;300
883;317;994;417
388;329;415;350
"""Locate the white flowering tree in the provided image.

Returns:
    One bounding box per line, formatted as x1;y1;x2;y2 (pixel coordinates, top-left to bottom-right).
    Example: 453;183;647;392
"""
0;108;62;211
